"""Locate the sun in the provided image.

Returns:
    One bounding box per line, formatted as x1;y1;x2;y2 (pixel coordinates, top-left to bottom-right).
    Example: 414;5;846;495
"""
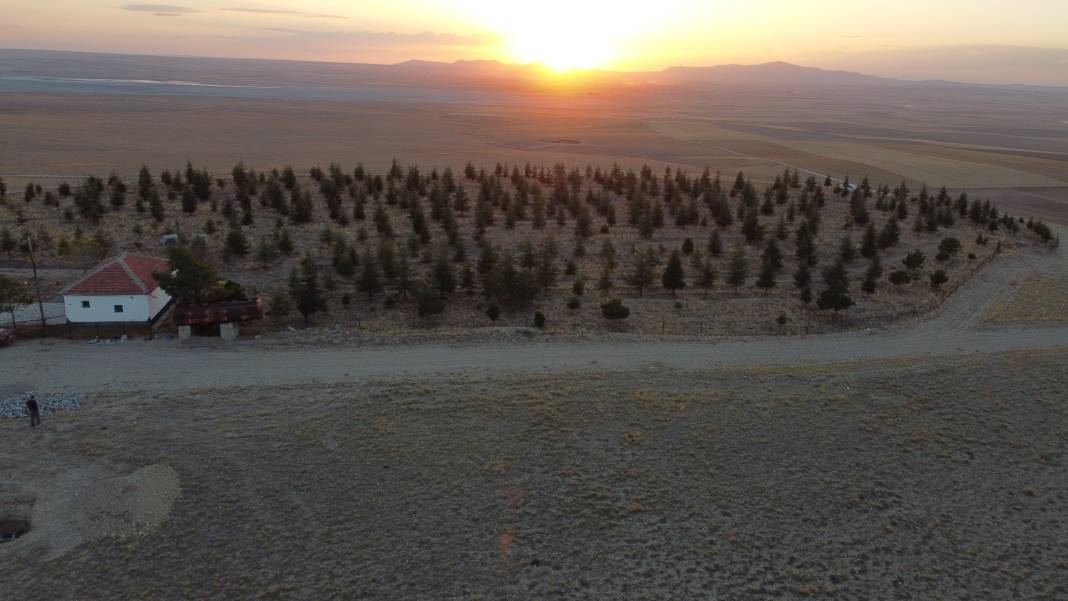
464;0;662;72
509;28;618;71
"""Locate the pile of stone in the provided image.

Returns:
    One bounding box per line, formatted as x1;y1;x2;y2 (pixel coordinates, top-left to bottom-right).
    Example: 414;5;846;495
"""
0;392;84;419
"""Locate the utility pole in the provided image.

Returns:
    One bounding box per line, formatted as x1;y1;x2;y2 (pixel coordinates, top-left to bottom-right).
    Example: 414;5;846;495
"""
26;236;46;337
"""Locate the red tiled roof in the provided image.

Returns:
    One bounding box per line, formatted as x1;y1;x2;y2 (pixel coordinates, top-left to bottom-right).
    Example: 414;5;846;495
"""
62;253;170;296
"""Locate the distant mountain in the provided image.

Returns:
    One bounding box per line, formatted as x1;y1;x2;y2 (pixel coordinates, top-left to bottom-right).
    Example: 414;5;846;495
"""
653;61;892;86
2;48;1060;92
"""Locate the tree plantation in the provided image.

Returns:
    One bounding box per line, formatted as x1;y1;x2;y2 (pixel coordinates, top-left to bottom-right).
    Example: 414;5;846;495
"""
0;161;1054;336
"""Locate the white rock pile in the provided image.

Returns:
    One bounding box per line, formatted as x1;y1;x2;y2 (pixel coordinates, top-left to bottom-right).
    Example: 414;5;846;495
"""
0;392;85;419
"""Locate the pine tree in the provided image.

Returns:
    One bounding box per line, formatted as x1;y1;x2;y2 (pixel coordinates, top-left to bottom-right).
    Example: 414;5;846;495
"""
817;259;854;311
661;250;686;296
149;190;165;223
276;227;294;255
0;228;16;259
357;250;383;299
416;276;446;317
597;266;614;295
755;256;777;294
726;244;748;293
862;253;882;293
860;223;877;258
708;229;723;257
535;237;560;294
741;210;764;244
224;226;249;261
625;246;657;297
431;245;456;295
181;186;197;214
290;254;327;323
878;216;901;248
696;255;716;296
839;236;858;264
138;165;153;200
761;237;784;271
291;186;314;224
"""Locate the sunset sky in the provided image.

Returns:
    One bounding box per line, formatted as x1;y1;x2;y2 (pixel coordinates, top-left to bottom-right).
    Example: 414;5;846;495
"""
3;1;1068;84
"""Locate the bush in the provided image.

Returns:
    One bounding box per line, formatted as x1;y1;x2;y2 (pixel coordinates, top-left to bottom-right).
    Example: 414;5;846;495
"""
567;296;581;310
267;294;292;318
903;250;926;271
486;298;501;322
938;237;961;255
775;313;788;326
936;251;950;262
416;280;445;318
929;270;948;289
967;253;977;260
533;311;546;329
889;270;911;287
601;298;630;321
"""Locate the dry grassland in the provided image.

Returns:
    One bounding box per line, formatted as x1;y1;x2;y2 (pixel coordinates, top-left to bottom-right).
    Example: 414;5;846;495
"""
2;349;1066;599
983;275;1068;324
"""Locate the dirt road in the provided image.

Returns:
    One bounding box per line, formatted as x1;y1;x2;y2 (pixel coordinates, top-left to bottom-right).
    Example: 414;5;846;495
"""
6;236;1065;395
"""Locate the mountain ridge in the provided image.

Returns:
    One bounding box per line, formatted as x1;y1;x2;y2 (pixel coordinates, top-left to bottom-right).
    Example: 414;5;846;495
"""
1;48;1065;91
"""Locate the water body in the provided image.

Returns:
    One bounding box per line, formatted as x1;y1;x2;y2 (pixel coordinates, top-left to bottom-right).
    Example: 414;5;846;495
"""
0;75;523;105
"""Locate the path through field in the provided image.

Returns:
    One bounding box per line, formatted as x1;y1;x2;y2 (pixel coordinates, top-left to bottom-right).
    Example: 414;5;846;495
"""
6;234;1065;395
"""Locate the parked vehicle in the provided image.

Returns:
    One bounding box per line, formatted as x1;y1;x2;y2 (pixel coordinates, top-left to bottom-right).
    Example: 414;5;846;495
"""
0;328;14;347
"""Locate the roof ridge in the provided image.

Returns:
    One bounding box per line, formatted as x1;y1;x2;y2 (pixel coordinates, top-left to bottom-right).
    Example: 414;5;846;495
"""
59;253;122;295
116;252;149;293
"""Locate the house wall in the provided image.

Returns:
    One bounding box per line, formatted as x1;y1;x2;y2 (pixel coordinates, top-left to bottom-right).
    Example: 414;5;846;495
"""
147;287;173;319
64;294;152;323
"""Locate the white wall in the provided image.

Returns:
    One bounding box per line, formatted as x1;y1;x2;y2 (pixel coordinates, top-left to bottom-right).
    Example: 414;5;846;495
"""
64;294;152;323
147;286;172;318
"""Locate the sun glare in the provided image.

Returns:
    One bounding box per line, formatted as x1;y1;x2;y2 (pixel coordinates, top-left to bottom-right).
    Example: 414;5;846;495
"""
464;0;680;71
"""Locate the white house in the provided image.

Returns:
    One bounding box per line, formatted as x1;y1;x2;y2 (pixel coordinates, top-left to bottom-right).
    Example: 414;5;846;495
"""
61;253;173;324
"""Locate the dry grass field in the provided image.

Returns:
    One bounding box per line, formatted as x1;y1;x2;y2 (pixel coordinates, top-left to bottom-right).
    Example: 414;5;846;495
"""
2;349;1067;600
983;275;1068;324
2;70;1067;223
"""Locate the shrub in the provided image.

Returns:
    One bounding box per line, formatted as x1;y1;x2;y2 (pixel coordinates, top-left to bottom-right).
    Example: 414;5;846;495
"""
486;298;501;322
533;311;546;329
938;237;962;255
930;270;949;289
903;250;926;271
567;296;581;310
601;298;630;321
889;270;912;287
267;294;292;318
416;279;445;318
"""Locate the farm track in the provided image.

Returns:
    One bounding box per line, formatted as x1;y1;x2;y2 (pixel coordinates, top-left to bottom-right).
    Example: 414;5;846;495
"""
6;230;1065;395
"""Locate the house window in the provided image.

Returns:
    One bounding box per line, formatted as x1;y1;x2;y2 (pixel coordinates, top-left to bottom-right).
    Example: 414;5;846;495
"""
81;300;90;309
113;305;124;314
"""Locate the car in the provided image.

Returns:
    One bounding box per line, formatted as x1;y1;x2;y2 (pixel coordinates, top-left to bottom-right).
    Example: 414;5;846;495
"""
0;328;14;347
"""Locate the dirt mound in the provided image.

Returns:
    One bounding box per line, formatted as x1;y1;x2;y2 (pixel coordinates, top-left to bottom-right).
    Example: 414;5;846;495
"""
1;464;181;560
76;464;181;540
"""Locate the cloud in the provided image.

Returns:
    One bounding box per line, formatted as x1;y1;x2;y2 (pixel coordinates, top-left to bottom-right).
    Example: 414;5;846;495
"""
123;4;199;17
263;29;503;48
224;7;346;20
